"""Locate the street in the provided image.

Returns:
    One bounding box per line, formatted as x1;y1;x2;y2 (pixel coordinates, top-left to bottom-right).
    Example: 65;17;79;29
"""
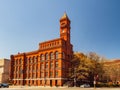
0;87;120;90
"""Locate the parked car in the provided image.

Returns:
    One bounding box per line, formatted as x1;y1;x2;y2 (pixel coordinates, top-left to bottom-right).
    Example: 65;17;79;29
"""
80;84;90;88
0;83;9;88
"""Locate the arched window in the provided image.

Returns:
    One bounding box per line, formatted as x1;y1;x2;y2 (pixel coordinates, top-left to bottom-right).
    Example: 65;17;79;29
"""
19;58;22;64
50;52;54;60
33;56;35;63
45;53;48;60
55;51;59;59
32;56;38;63
40;54;44;61
35;56;38;63
26;57;29;64
29;57;32;63
16;59;18;65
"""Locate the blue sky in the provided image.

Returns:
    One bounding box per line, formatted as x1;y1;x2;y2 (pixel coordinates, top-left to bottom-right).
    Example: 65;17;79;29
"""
0;0;120;59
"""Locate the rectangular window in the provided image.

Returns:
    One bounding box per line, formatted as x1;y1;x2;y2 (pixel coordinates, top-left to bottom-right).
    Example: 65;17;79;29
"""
55;71;58;77
26;74;28;78
26;58;29;64
30;66;32;71
41;72;44;78
15;60;17;65
45;72;48;77
55;62;58;68
50;63;53;69
46;63;48;68
15;67;17;71
33;73;36;78
41;64;44;69
50;72;53;77
14;74;16;79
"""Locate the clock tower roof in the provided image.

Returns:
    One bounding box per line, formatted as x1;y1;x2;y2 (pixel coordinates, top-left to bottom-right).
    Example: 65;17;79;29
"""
60;12;70;20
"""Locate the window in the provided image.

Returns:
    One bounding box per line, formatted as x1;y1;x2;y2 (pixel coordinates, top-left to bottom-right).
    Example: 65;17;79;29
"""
41;72;44;78
29;57;32;63
41;64;44;69
15;59;18;65
55;71;58;77
16;66;18;71
63;62;65;68
62;52;65;59
33;56;35;63
50;72;53;77
17;74;19;78
57;41;59;45
46;63;48;68
55;62;58;68
30;74;32;78
36;73;38;78
30;66;32;72
14;74;16;79
26;57;29;64
40;54;44;61
33;65;35;72
33;73;36;78
45;53;48;60
50;62;53;69
50;52;54;60
27;73;29;78
35;56;38;63
32;56;37;63
55;51;59;59
45;72;48;77
28;66;30;71
19;58;22;64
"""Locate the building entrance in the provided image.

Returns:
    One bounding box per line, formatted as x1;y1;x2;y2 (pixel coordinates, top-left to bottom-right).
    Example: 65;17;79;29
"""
50;80;52;86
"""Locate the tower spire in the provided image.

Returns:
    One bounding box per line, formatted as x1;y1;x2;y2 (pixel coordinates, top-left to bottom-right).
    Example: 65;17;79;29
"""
60;12;69;20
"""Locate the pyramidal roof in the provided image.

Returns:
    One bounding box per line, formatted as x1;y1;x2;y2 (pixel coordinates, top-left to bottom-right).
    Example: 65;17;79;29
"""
60;12;70;20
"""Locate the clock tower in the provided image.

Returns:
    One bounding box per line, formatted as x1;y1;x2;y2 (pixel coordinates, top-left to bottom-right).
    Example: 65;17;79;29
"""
60;13;71;43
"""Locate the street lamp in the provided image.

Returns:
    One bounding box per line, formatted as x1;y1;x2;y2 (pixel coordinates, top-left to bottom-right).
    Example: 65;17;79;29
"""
74;68;77;87
94;74;98;89
74;77;76;87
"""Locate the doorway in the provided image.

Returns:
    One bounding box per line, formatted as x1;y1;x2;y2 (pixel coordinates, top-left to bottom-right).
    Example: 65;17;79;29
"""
50;80;52;87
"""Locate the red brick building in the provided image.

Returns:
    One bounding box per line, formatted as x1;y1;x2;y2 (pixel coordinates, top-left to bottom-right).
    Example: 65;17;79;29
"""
10;13;73;86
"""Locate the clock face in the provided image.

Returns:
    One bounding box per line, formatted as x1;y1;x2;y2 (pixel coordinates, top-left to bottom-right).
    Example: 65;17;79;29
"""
61;22;66;27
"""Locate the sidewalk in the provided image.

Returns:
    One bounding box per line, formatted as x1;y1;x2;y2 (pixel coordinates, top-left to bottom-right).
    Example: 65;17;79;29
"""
9;85;68;88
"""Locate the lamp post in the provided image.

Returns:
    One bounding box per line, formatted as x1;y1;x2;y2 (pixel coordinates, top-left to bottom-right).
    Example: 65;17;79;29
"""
93;80;96;89
94;74;98;89
74;68;77;87
74;77;76;87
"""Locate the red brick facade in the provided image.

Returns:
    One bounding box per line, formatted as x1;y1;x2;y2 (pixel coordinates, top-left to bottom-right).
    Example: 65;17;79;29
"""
10;13;73;86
